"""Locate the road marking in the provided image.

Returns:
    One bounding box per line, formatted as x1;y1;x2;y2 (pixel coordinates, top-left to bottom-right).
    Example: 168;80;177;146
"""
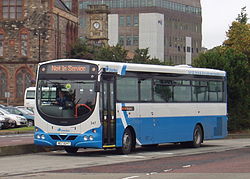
182;164;192;168
164;169;173;172
11;140;22;142
122;176;139;179
146;172;158;175
0;134;33;138
121;155;146;159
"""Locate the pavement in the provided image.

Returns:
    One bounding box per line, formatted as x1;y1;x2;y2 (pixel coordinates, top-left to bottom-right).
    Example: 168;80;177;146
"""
0;130;249;157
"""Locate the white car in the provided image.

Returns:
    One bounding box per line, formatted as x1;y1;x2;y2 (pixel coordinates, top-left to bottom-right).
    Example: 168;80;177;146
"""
0;108;27;127
0;115;15;129
0;116;5;129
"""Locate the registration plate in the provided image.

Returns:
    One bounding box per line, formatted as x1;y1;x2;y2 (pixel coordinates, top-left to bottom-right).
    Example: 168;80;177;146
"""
56;141;71;146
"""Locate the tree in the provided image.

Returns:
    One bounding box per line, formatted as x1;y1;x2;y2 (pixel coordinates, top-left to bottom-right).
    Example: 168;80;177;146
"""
223;7;250;57
236;7;248;24
69;39;96;59
193;47;250;131
93;44;128;62
132;48;151;64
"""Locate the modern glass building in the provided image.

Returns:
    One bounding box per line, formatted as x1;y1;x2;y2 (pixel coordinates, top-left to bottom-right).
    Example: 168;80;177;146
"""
64;0;202;64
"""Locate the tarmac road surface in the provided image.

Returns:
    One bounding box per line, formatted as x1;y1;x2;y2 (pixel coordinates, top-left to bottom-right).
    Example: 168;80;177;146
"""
1;138;250;179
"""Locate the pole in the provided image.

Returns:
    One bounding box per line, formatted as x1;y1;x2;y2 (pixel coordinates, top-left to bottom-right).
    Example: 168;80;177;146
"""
38;30;41;62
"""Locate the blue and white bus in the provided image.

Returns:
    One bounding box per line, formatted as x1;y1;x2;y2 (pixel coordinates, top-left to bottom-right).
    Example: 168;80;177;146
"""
34;59;227;154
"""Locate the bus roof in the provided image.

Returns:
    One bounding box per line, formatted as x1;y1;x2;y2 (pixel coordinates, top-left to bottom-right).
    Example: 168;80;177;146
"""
39;59;226;77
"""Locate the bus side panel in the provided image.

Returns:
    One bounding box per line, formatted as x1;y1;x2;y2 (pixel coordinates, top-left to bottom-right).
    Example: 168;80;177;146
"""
115;103;227;146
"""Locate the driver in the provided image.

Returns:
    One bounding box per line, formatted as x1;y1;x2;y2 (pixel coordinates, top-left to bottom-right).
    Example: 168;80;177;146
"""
56;91;67;108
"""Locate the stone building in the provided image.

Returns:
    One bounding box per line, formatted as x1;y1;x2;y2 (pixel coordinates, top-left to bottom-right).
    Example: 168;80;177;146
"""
0;0;78;105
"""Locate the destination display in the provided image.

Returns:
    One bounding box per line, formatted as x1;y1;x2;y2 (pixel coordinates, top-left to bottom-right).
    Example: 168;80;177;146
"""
41;64;91;74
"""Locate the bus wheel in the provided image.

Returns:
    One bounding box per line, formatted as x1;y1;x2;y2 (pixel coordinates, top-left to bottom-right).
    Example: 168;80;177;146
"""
118;128;133;154
191;125;203;148
64;147;79;154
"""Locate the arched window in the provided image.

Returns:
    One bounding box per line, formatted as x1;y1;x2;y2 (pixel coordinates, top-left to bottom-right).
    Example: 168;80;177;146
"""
0;29;4;57
16;68;31;98
20;29;29;57
1;0;23;19
0;68;7;98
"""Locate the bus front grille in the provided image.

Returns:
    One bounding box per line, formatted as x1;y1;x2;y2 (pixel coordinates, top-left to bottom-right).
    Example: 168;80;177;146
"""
49;135;77;141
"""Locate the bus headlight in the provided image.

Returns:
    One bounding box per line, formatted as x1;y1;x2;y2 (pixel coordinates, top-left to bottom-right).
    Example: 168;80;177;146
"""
92;129;97;133
41;135;45;140
89;136;94;141
36;134;41;139
83;136;88;141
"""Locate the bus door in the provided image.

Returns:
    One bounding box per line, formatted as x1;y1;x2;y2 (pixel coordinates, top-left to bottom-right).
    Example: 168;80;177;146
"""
102;73;116;147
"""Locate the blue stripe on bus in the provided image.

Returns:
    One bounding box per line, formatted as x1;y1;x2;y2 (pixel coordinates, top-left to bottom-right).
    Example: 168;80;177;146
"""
115;115;228;147
120;65;127;75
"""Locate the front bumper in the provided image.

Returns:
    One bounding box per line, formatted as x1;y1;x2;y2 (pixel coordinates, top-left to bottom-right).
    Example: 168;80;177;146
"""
34;127;103;149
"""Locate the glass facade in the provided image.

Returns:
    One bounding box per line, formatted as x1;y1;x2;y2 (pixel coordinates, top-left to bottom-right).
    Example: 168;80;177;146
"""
79;0;201;15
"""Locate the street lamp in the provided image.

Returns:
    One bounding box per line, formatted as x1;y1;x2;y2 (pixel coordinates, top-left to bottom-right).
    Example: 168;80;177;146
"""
33;27;48;62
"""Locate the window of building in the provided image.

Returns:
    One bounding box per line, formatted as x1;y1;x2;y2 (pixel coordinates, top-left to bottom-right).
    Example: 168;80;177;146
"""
0;68;7;98
140;0;147;6
119;16;125;26
119;36;125;45
133;15;139;26
126;0;132;7
2;0;23;19
126;36;132;46
64;1;72;9
0;30;4;57
133;0;139;7
147;0;154;6
177;46;180;52
20;29;28;57
79;18;85;28
133;36;139;46
126;16;131;26
16;68;32;98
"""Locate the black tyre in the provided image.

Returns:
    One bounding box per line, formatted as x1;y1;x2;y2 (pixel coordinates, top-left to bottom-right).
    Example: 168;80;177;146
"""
117;128;133;154
191;125;203;148
64;147;79;154
27;120;34;127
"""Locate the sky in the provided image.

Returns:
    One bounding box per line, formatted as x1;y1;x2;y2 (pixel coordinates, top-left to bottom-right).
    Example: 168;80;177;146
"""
201;0;250;49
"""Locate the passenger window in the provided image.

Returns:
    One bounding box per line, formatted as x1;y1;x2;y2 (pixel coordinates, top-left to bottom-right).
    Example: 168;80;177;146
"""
208;81;223;102
117;77;139;102
154;79;173;102
140;79;152;102
174;86;191;102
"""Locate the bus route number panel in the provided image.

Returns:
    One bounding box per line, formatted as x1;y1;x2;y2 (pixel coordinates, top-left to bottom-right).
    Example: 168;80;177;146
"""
40;64;91;74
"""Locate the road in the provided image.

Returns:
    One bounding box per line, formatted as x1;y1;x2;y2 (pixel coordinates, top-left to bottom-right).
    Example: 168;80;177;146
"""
1;138;250;178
